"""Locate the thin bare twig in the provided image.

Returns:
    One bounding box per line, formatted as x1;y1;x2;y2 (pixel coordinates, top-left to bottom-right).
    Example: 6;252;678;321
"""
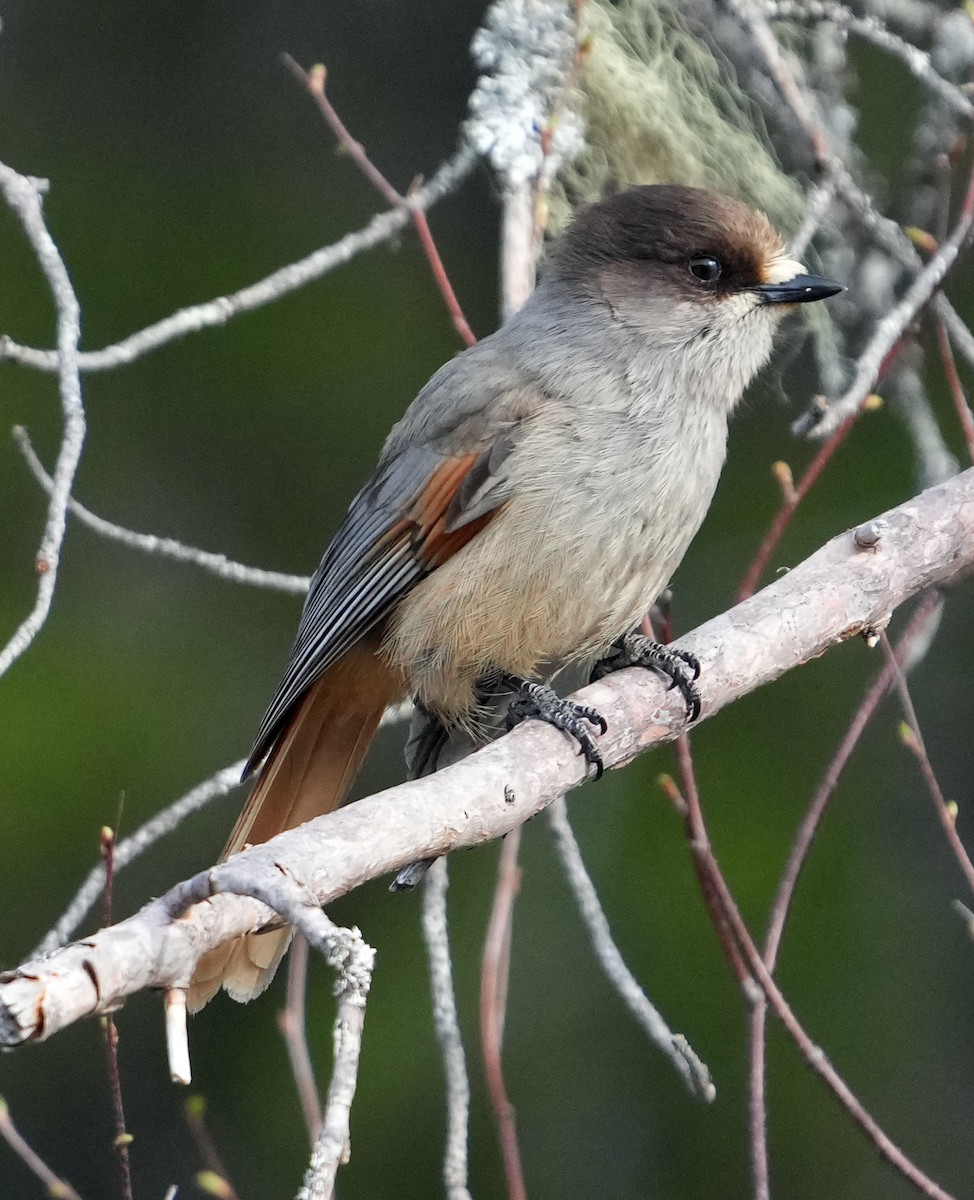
933;315;974;465
738;407;866;601
726;0;831;163
790;178;838;257
671;598;957;1200
750;593;943;1197
748;1001;771;1200
480;830;526;1200
0;1097;85;1200
185;1095;240;1200
764;1;974;120
765;594;943;973
937;296;974;376
14;426;310;594
0;148;476;373
672;742;751;989
281;54;477;347
685;791;957;1200
546;796;714;1100
808;163;974;436
881;633;974;898
100;827;133;1200
285;917;373;1200
279;935;324;1147
0;164;85;680
421;859;474;1200
34;761;247;958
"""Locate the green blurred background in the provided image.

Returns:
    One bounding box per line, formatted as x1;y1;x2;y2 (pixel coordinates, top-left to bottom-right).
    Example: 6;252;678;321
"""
0;3;972;1198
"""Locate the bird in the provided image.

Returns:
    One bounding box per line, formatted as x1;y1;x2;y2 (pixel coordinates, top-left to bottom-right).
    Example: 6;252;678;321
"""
187;183;841;1011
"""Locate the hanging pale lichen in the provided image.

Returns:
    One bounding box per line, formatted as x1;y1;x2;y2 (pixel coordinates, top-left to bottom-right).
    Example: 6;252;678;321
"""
549;0;804;235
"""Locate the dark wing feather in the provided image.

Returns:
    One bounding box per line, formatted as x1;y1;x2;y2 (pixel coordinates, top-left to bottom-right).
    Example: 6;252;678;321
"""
244;443;512;777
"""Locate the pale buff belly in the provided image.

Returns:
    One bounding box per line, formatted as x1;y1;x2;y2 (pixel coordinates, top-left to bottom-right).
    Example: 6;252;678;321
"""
382;489;705;720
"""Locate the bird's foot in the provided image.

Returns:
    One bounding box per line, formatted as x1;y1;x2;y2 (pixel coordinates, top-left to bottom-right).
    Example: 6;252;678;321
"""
591;633;701;722
504;677;607;780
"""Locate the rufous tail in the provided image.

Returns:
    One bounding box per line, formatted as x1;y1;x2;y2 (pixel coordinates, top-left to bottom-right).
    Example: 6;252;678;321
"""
187;638;399;1012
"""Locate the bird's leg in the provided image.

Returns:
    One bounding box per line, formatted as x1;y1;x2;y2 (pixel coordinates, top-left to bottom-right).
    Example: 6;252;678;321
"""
590;632;701;722
404;699;451;781
502;675;608;780
391;701;451;891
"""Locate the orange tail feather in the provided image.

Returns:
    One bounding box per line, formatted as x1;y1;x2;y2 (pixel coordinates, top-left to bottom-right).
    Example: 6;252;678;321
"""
188;637;400;1012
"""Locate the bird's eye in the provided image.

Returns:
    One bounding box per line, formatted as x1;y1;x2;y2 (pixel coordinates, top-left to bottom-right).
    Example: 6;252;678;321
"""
688;255;722;284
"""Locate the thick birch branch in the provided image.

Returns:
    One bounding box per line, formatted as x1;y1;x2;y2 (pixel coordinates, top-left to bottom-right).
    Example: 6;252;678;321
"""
2;468;972;1048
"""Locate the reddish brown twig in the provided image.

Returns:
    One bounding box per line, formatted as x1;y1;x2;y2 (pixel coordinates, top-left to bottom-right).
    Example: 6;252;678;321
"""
669;591;956;1200
279;934;324;1146
408;186;477;346
934;312;974;465
676;747;957;1200
882;633;974;898
672;741;751;987
0;1096;85;1200
281;53;477;347
185;1095;240;1200
749;592;943;1197
765;593;943;969
738;407;864;602
480;829;527;1200
748;1002;771;1200
698;814;956;1197
100;826;133;1200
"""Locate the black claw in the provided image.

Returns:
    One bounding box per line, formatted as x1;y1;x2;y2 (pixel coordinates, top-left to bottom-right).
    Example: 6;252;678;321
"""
504;678;607;780
591;633;702;723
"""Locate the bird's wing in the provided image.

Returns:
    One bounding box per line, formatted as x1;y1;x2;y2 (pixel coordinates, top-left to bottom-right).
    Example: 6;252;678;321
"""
244;434;518;776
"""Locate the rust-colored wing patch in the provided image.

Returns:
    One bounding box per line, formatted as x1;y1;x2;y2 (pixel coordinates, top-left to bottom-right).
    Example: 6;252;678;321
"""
408;453;505;568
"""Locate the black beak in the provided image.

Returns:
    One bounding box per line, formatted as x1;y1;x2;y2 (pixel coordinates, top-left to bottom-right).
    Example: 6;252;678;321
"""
756;274;844;305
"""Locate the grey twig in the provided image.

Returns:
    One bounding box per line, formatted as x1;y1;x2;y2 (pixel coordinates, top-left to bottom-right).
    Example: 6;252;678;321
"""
294;917;374;1200
34;725;410;960
835;167;922;270
728;0;925;278
725;0;832;165
805;172;974;437
33;761;247;958
0;147;476;374
165;861;373;1200
890;365;959;490
546;797;714;1101
790;178;838;258
422;858;474;1200
0;164;85;680
13;426;310;594
764;1;974;121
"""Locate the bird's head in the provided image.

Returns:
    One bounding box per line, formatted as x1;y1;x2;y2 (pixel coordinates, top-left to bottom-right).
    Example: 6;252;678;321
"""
549;184;842;401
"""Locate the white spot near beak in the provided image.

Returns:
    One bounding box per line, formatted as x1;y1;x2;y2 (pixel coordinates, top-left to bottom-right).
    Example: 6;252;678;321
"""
762;253;808;285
